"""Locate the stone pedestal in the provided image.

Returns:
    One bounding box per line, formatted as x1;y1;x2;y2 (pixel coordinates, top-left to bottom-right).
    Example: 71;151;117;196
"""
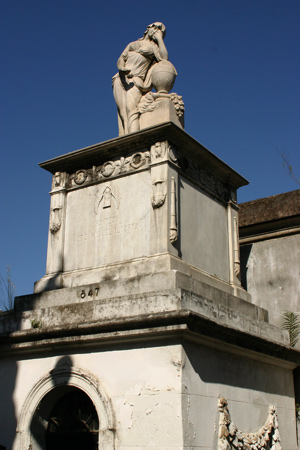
35;123;245;295
139;97;184;130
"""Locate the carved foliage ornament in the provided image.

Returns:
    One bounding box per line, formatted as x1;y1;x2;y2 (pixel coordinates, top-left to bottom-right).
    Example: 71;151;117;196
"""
218;397;281;450
50;207;62;234
152;180;167;208
138;91;185;118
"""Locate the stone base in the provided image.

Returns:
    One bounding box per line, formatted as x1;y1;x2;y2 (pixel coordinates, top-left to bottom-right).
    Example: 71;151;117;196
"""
2;265;290;351
0;264;298;450
34;253;250;304
139;97;184;130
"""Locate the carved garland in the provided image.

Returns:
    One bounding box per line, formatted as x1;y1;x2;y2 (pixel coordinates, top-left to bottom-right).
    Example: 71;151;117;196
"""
138;92;185;118
218;397;281;450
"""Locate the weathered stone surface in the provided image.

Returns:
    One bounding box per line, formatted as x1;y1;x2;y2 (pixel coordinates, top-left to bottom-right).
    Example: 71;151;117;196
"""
239;190;300;329
36;125;248;294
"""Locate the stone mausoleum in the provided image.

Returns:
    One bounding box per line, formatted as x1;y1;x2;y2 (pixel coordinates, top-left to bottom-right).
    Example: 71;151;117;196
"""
0;22;299;450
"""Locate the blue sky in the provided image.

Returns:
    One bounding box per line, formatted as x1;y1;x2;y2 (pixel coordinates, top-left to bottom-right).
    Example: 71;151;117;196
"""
1;0;299;299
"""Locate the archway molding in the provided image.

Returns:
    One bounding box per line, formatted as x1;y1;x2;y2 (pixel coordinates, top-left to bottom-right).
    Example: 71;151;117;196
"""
16;365;115;450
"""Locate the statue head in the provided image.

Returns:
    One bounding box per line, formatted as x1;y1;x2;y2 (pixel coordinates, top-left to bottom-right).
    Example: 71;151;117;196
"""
144;22;166;39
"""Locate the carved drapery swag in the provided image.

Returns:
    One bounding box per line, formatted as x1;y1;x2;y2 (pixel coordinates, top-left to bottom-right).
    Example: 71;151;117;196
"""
218;397;281;450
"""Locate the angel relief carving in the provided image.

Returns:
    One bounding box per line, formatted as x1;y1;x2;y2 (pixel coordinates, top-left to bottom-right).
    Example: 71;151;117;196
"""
51;172;68;191
150;141;169;162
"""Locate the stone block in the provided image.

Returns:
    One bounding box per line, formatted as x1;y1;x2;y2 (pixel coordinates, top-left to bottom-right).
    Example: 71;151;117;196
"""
139;97;184;130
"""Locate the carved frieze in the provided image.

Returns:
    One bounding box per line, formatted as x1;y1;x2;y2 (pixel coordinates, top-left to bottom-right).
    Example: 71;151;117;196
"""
218;397;281;450
64;140;229;203
168;146;229;202
67;151;150;189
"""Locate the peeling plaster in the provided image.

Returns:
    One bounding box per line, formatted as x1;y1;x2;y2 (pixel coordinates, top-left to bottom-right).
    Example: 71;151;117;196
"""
126;384;142;396
146;403;159;415
145;384;160;392
116;398;134;429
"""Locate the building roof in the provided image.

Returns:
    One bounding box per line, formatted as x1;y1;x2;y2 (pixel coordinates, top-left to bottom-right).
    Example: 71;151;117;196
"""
239;189;300;227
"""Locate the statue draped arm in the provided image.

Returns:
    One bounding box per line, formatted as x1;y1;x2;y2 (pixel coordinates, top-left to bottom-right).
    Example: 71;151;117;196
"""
152;30;168;61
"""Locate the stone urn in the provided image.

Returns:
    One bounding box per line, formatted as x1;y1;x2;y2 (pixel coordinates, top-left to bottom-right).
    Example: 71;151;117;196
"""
151;60;177;93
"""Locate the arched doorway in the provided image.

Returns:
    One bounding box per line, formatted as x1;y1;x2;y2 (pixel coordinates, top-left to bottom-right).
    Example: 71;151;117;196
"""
45;388;99;450
16;365;115;450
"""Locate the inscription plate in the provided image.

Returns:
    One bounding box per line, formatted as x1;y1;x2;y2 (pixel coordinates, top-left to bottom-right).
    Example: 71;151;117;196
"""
64;172;151;271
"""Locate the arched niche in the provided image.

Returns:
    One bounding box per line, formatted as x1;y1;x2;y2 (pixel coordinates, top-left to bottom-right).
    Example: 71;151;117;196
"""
16;365;115;450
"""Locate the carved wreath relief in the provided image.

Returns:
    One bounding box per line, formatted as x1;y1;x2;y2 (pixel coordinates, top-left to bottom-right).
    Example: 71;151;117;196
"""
218;397;281;450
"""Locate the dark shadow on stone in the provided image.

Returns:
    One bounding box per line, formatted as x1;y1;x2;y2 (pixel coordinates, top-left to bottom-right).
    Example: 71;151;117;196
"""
183;340;295;397
29;356;73;449
240;244;252;290
0;337;17;449
30;355;99;450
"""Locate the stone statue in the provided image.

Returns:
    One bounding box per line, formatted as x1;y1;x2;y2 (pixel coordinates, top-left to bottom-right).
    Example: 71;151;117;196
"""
113;23;184;136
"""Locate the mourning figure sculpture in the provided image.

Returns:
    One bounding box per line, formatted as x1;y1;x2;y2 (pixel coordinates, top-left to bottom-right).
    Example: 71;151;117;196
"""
113;22;184;136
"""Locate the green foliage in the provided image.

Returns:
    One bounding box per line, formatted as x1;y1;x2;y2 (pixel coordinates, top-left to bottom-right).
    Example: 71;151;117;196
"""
282;311;300;347
0;266;15;311
296;404;300;422
31;318;41;329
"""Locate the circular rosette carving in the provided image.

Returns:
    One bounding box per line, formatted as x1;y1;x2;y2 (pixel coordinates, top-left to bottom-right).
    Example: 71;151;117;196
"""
74;170;88;185
130;152;146;169
101;161;115;178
